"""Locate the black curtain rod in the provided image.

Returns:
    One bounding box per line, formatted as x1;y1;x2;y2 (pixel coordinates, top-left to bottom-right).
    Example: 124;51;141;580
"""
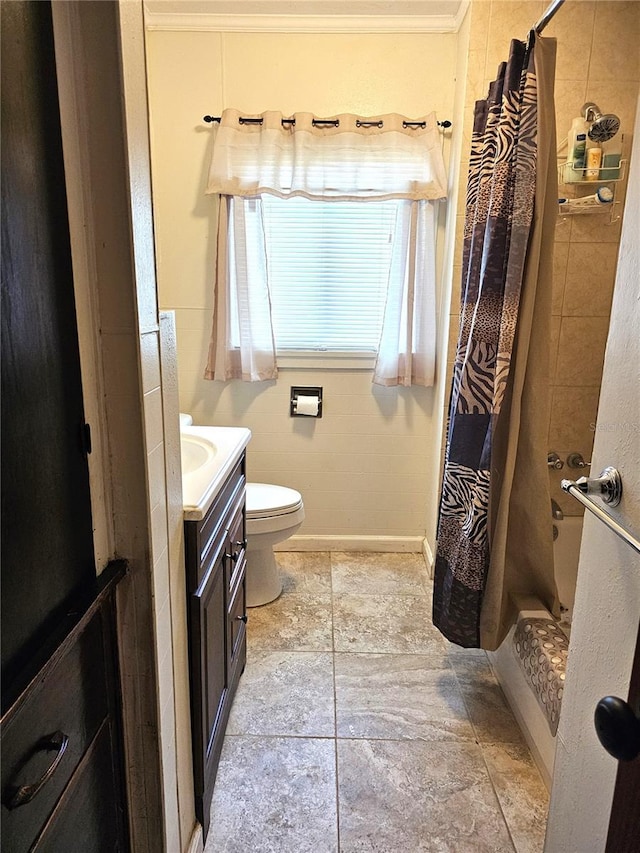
203;115;452;129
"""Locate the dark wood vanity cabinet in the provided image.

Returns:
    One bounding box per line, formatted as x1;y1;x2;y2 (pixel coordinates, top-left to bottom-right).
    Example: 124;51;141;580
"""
1;565;128;853
184;457;248;837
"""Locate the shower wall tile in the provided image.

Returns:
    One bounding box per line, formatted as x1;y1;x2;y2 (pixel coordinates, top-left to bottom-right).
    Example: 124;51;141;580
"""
468;0;491;53
585;80;640;138
554;78;589;147
548;386;600;450
483;1;544;81
563;243;618;317
545;0;595;82
589;1;640;83
551;242;569;315
555;316;609;386
549;316;561;381
568;209;623;244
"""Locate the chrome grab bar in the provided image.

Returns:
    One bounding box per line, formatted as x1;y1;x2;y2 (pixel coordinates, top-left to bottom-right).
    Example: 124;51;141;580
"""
561;467;640;555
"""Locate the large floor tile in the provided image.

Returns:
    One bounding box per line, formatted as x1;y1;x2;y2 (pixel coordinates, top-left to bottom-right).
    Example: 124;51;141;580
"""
481;742;549;853
277;551;332;594
333;593;447;654
207;735;338;853
248;593;333;651
227;650;335;737
331;551;431;596
455;673;526;746
335;653;475;742
337;739;515;852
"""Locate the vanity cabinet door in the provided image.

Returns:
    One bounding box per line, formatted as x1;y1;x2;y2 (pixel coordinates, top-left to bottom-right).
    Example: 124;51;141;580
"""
185;456;247;839
190;552;226;833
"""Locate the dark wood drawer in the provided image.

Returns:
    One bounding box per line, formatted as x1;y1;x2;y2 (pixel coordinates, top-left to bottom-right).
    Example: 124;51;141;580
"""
1;612;109;852
31;719;125;853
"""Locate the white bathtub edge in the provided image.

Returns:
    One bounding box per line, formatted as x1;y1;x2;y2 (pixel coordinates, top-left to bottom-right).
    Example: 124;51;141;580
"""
489;620;558;791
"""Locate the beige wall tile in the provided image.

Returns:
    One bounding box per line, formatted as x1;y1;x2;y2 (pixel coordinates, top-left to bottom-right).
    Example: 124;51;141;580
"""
469;0;492;52
568;208;623;243
589;1;640;83
484;1;544;78
555;79;589;154
552;242;569;315
584;80;640;141
466;50;489;106
555;316;609;386
544;0;595;82
563;243;618;316
548;385;601;448
550;315;561;381
554;215;572;243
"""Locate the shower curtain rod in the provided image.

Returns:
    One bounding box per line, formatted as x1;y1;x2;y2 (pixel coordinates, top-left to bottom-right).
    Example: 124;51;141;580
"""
203;115;452;129
533;0;565;34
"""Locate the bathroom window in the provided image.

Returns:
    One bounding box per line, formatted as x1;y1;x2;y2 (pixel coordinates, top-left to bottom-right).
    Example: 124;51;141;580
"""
230;196;400;354
205;110;447;385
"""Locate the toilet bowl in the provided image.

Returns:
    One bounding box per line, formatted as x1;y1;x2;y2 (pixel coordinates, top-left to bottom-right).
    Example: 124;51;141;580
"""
245;483;304;607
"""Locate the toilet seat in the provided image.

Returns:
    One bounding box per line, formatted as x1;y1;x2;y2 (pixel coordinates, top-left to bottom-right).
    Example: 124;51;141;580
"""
246;483;303;519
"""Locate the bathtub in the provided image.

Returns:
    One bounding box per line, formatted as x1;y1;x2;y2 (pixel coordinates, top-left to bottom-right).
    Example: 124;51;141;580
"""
488;513;584;790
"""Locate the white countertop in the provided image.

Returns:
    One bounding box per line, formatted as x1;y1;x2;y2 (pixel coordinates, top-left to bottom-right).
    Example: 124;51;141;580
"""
181;425;251;521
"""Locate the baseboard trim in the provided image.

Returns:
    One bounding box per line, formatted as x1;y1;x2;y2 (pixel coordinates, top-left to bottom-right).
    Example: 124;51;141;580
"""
274;534;424;553
186;823;203;853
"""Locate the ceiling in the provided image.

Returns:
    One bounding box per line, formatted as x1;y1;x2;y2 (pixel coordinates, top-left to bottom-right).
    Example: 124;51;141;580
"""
143;0;468;32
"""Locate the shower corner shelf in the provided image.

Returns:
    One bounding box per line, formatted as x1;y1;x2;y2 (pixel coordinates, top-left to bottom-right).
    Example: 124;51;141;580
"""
556;157;627;224
557;159;627;186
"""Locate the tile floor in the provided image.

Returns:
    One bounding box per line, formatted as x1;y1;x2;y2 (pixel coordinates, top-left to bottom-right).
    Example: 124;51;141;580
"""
206;552;549;853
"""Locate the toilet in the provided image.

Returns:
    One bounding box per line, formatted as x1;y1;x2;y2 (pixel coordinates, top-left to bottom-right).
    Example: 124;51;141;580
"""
245;482;305;607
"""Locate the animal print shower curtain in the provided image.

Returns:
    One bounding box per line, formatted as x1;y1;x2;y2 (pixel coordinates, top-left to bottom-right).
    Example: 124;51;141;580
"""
433;33;559;650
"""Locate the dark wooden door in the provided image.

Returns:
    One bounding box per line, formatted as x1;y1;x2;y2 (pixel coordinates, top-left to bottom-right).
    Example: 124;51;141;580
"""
1;1;95;698
605;622;640;852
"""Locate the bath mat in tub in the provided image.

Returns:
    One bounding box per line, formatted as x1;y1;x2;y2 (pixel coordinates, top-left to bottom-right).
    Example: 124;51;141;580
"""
513;617;569;735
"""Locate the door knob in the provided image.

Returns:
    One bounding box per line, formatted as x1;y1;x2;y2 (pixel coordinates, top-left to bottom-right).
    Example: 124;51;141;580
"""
594;696;640;761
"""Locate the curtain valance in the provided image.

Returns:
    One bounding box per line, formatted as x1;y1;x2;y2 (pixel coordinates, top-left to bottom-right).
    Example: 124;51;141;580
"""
206;109;447;201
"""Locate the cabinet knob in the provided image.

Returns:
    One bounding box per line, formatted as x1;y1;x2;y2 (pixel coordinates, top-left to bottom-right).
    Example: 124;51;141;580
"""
236;614;248;624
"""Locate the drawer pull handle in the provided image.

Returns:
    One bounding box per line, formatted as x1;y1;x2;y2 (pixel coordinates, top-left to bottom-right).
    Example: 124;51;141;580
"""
236;614;248;624
225;551;240;563
236;540;247;550
5;731;69;809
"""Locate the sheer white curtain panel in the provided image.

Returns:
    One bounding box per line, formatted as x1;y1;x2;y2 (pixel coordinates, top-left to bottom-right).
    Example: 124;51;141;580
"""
204;109;447;384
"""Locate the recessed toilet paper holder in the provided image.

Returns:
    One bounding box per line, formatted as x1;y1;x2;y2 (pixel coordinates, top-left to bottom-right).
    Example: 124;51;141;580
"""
290;386;323;418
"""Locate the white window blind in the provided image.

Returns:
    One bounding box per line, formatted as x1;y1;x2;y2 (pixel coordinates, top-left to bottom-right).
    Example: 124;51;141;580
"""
258;196;402;352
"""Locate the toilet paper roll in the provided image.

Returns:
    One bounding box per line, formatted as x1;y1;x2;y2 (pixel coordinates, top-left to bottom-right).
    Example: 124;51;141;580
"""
296;395;319;416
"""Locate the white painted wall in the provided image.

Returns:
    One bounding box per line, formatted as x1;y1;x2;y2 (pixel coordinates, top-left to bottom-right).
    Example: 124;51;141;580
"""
145;28;458;550
544;97;640;852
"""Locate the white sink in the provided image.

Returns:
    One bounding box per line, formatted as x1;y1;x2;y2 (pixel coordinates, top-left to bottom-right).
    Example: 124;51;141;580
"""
180;425;251;520
180;433;216;475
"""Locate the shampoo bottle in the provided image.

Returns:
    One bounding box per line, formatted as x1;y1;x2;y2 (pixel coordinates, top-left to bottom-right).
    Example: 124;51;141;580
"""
566;116;588;182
